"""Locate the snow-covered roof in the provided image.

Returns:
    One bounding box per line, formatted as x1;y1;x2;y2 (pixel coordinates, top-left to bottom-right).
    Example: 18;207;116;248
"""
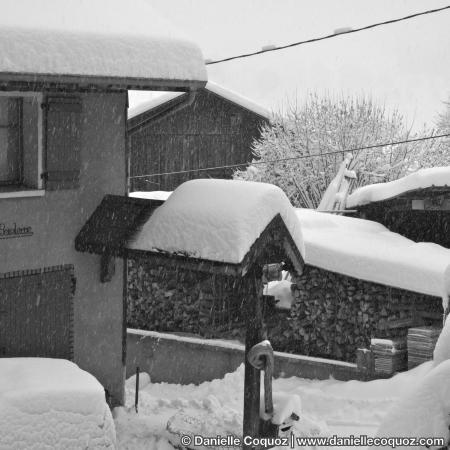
347;167;450;208
128;92;183;119
0;0;206;88
0;358;115;448
128;179;304;264
206;82;272;119
127;81;272;119
296;208;450;302
130;191;172;201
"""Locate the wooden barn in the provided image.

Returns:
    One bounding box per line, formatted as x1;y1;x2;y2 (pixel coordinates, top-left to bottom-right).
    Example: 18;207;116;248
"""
0;7;206;407
346;167;450;248
127;82;271;192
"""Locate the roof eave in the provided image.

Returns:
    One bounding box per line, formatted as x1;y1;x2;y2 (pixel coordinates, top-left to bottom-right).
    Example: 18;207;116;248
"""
127;84;272;125
0;72;207;93
127;91;190;132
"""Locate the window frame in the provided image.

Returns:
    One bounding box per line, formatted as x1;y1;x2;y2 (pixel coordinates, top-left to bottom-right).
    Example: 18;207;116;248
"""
0;91;44;198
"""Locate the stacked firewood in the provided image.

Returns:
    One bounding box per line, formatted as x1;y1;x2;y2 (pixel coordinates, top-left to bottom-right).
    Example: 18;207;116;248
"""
127;259;244;336
289;266;442;362
127;259;443;362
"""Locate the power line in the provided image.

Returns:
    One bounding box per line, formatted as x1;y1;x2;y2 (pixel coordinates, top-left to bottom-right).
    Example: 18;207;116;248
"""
206;5;450;65
129;132;450;180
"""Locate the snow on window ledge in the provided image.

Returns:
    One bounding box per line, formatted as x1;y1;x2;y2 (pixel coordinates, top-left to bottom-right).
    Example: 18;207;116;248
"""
0;188;45;199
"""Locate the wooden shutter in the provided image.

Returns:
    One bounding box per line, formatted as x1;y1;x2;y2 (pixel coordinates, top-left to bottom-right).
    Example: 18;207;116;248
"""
44;96;82;190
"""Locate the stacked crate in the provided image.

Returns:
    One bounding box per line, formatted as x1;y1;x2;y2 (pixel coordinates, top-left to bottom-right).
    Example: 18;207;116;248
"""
370;338;407;374
407;326;441;369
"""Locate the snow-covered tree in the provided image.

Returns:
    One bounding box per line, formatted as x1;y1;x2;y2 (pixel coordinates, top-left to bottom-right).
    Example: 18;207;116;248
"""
437;97;450;132
234;94;445;208
430;96;450;167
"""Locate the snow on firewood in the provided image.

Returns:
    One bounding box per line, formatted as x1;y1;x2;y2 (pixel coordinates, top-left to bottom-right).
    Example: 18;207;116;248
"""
129;179;304;264
296;208;450;303
347;166;450;208
0;358;116;449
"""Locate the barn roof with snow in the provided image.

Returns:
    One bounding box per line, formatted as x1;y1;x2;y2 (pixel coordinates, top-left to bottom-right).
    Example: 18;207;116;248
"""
347;167;450;209
296;208;450;301
128;81;272;121
0;0;207;90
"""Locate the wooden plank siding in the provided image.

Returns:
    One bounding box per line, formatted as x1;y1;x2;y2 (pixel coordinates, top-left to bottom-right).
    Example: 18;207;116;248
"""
0;266;74;359
128;89;268;192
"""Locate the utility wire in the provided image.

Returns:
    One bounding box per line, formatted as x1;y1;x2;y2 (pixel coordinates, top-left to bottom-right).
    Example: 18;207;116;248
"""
129;132;450;180
206;5;450;65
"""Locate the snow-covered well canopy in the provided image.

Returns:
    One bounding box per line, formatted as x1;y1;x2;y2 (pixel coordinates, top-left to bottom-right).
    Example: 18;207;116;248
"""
296;208;450;302
347;167;450;208
128;179;304;265
0;0;207;89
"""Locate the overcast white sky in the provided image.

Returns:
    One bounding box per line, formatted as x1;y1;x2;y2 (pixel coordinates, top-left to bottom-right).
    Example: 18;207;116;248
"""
3;0;448;128
130;0;450;129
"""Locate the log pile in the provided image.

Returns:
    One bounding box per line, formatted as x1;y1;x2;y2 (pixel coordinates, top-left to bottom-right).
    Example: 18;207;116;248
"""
127;259;244;338
128;259;443;364
289;265;442;362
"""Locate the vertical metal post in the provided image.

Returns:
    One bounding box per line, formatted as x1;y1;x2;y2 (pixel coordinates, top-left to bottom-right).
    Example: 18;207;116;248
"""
243;267;264;450
135;366;140;413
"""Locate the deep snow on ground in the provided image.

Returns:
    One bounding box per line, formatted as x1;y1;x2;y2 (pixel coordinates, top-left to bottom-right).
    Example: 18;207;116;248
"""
117;318;450;448
114;362;434;449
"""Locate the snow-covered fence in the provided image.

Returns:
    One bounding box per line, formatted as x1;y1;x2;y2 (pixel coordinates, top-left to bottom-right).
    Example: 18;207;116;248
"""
126;329;369;385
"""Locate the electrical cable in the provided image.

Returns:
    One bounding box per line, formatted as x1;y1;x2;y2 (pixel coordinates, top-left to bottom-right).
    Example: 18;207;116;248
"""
206;5;450;65
129;132;450;180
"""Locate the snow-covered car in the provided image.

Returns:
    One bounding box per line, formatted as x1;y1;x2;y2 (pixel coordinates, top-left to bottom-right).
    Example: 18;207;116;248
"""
0;358;116;449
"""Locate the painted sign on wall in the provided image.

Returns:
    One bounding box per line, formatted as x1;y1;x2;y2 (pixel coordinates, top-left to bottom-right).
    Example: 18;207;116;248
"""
0;222;33;239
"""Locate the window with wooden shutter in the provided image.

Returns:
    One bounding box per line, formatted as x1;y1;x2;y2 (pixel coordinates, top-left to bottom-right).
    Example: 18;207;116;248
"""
44;96;82;190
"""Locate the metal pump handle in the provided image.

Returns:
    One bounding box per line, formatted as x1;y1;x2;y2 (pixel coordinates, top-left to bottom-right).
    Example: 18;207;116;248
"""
247;340;274;417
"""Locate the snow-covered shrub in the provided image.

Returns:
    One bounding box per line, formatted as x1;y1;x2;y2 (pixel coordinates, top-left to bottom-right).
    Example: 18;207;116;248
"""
234;94;445;208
